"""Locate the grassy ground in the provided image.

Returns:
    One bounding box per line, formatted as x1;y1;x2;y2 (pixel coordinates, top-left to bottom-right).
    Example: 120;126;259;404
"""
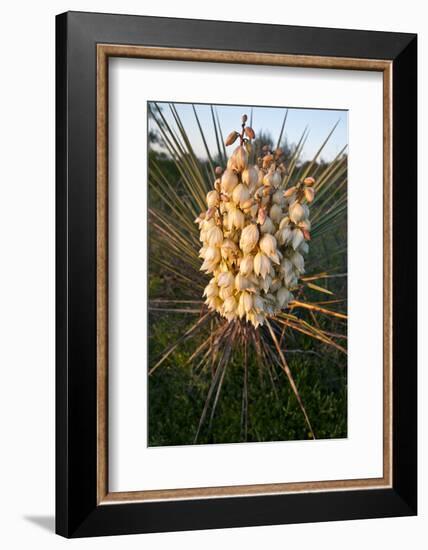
148;306;347;446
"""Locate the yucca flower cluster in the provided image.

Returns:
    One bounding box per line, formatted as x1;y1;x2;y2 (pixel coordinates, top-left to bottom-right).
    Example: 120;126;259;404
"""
195;115;316;328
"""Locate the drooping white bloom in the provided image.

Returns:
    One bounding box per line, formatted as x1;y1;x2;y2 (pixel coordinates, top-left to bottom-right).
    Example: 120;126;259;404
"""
207;225;223;247
280;258;294;277
220;169;238;194
217;270;235;288
290;250;305;273
228;206;245;230
239;291;253;314
239;255;254;276
277;287;292;308
272;189;285;205
241;166;258;189
239;224;259;254
220;239;239;262
270;203;282;223
299;241;309;255
276;226;293;246
200;245;221;272
291;228;304;250
206;190;219;208
232;183;250;206
228;145;248;172
203;279;218;298
254;252;271;279
260;216;275;235
271;170;282;188
289;201;305;223
259;234;280;264
223;295;237;314
235;272;251;292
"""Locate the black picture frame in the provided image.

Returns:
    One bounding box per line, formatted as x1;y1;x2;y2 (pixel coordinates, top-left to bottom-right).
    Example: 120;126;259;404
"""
56;11;417;538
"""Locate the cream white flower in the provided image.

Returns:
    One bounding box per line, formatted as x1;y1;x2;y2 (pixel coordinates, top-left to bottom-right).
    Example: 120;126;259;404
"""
289;201;305;223
271;170;282;188
291;228;304;250
254;252;271;279
218;271;235;288
221;169;238;194
207;225;223;247
229;145;248;172
228;205;245;230
223;295;237;314
290;250;305;273
260;216;275;235
196;118;316;327
239;223;259;254
259;234;280;264
235;273;251;291
269;203;282;223
272;189;285;205
242;166;258;189
239;255;254;276
277;287;292;308
206;190;220;208
232;183;250;206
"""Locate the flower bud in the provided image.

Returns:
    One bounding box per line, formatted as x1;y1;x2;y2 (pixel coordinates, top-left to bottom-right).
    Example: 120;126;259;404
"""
284;186;296;198
244;126;255;139
304;186;315;203
225;131;239;146
303;176;315;186
257;206;267;226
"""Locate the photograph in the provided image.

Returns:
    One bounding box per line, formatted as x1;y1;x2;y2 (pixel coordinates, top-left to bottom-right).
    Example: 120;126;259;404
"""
147;101;349;446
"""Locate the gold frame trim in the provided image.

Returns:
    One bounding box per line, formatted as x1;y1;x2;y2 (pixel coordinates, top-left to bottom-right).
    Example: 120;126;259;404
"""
96;44;393;504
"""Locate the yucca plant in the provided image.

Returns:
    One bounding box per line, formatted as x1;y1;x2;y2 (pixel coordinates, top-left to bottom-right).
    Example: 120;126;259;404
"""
148;102;347;445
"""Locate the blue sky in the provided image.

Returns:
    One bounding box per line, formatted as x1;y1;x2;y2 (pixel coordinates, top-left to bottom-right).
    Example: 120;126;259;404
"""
149;102;348;162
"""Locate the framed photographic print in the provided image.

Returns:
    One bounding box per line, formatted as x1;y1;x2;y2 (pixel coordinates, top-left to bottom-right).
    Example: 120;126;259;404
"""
56;11;417;537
